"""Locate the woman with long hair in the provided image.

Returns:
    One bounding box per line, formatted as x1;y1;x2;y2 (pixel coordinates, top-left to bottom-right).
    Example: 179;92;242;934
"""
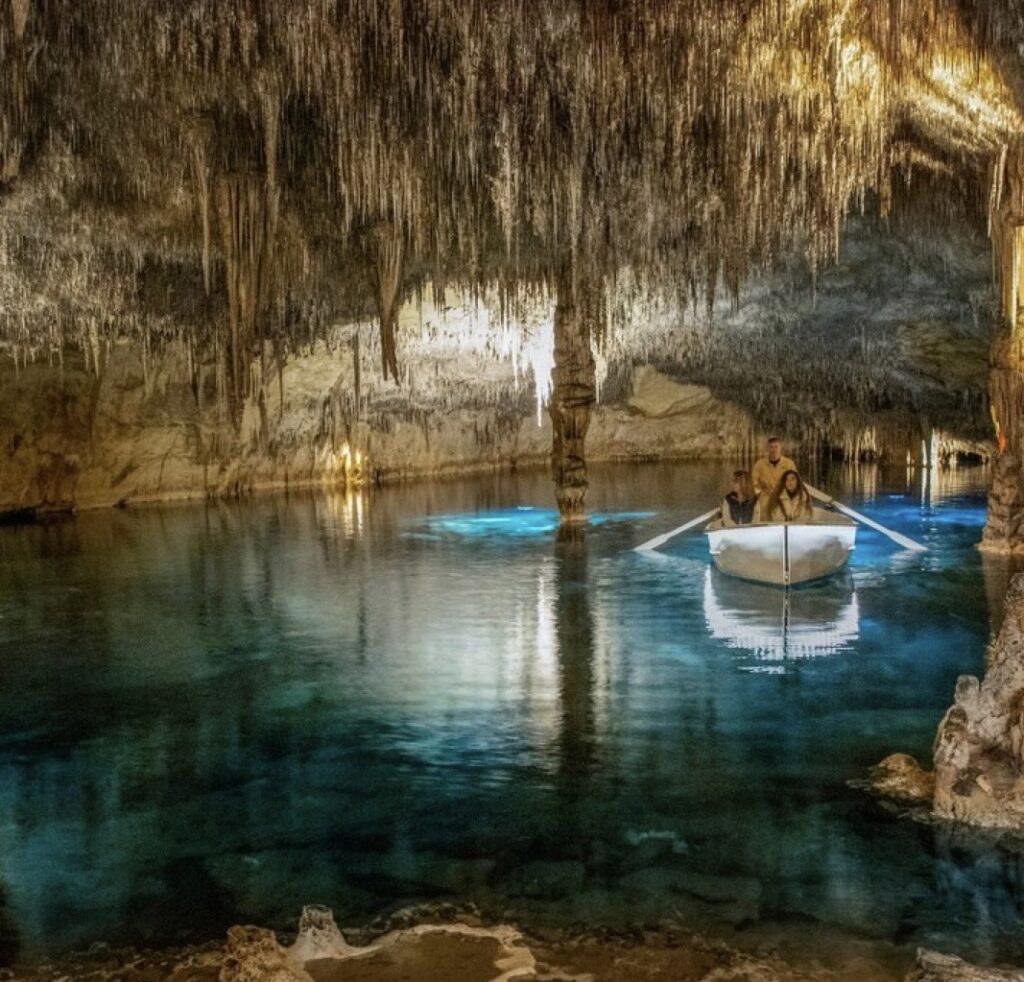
758;469;814;523
721;470;756;526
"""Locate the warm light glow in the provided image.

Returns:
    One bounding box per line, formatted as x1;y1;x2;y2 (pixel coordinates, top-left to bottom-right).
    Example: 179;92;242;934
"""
317;441;365;487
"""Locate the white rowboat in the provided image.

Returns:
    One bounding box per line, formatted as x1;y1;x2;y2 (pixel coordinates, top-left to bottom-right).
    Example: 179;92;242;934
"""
705;515;857;586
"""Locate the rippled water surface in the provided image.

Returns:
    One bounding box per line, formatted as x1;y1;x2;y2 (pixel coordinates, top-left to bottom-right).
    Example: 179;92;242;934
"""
0;462;1019;970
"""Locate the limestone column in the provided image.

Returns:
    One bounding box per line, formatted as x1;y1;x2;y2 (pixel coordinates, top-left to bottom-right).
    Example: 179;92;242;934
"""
2;0;32;182
984;141;1024;553
986;329;1024;552
548;262;596;524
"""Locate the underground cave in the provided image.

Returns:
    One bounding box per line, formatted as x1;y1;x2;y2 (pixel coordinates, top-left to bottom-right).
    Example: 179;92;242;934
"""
5;2;1024;980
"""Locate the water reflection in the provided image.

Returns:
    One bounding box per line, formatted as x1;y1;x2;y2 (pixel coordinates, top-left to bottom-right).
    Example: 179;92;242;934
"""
553;529;596;788
921;463;993;509
314;488;366;540
702;569;860;663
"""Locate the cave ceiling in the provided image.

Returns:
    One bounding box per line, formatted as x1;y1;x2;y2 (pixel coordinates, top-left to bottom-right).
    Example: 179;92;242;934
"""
1;0;1024;412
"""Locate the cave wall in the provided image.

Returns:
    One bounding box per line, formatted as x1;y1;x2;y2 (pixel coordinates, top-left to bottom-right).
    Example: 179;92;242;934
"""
0;218;996;515
0;347;753;513
632;218;994;451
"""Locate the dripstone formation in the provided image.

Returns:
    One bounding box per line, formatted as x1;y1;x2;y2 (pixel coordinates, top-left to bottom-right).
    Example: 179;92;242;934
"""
2;1;1024;521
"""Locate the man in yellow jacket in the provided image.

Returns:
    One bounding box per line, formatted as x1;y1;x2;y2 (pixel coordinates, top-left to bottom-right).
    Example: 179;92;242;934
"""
751;437;796;499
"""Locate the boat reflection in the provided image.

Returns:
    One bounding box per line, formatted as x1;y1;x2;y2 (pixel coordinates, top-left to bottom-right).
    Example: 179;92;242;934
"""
702;568;859;661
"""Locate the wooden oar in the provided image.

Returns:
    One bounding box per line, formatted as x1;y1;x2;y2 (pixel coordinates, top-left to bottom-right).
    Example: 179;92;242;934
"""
805;484;927;552
634;508;721;552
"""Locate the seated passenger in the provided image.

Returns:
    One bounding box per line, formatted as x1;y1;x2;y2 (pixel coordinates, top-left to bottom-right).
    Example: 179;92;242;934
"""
751;437;797;499
721;470;756;527
757;469;814;523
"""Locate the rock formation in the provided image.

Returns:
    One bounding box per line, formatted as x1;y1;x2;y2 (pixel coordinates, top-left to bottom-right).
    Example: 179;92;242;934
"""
228;906;536;982
286;905;364;964
983;143;1024;554
907;950;1024;982
872;572;1024;831
1;0;1021;521
548;265;596;522
5;908;1022;982
0;348;753;515
0;216;996;516
220;926;314;982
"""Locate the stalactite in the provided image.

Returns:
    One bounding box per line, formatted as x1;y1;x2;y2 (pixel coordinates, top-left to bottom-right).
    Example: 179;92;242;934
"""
352;329;361;412
216;172;274;428
0;0;1022;504
190;135;213;296
366;222;404;382
5;0;1022;372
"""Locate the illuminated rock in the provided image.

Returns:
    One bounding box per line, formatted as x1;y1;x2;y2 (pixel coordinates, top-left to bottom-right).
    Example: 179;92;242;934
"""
219;925;313;982
287;905;362;964
868;753;935;806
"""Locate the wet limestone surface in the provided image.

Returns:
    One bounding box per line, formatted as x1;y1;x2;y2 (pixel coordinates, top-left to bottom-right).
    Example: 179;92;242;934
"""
305;933;502;982
872;571;1024;833
3;903;1024;982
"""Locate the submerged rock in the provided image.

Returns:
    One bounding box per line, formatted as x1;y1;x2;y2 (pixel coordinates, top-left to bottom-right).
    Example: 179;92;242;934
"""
503;860;586;900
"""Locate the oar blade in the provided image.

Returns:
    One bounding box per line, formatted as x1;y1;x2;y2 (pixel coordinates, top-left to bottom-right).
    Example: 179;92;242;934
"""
634;508;720;552
833;501;928;552
805;483;927;552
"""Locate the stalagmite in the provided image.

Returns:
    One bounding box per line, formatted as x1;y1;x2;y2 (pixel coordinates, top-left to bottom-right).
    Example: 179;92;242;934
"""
872;572;1024;834
548;263;596;524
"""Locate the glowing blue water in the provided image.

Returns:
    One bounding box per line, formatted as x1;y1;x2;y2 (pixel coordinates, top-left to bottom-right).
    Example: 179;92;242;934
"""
404;507;655;541
0;462;1018;972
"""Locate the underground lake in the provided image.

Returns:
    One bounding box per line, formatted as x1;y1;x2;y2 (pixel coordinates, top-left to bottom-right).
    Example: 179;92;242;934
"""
0;461;1016;975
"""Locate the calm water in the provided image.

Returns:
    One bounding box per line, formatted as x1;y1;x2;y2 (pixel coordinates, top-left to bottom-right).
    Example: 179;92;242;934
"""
0;461;1020;970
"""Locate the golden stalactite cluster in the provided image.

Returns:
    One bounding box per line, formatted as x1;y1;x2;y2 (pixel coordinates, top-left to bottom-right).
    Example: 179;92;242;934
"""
0;0;1022;400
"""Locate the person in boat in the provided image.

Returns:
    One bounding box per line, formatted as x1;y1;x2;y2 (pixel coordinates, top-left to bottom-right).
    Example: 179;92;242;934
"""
757;469;814;523
720;470;756;527
751;437;796;500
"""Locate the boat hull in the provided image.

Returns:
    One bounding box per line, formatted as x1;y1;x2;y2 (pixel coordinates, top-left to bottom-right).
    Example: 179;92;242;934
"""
706;521;856;586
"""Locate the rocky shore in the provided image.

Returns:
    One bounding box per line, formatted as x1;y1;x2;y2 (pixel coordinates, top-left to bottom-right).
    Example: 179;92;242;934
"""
870;572;1024;831
2;906;1021;982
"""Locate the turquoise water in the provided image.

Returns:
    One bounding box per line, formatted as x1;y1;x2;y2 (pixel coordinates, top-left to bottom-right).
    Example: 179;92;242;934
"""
0;462;1018;970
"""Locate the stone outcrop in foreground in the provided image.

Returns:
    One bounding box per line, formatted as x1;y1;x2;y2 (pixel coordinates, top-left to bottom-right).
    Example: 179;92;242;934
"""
871;572;1024;830
3;907;1021;982
907;950;1024;981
